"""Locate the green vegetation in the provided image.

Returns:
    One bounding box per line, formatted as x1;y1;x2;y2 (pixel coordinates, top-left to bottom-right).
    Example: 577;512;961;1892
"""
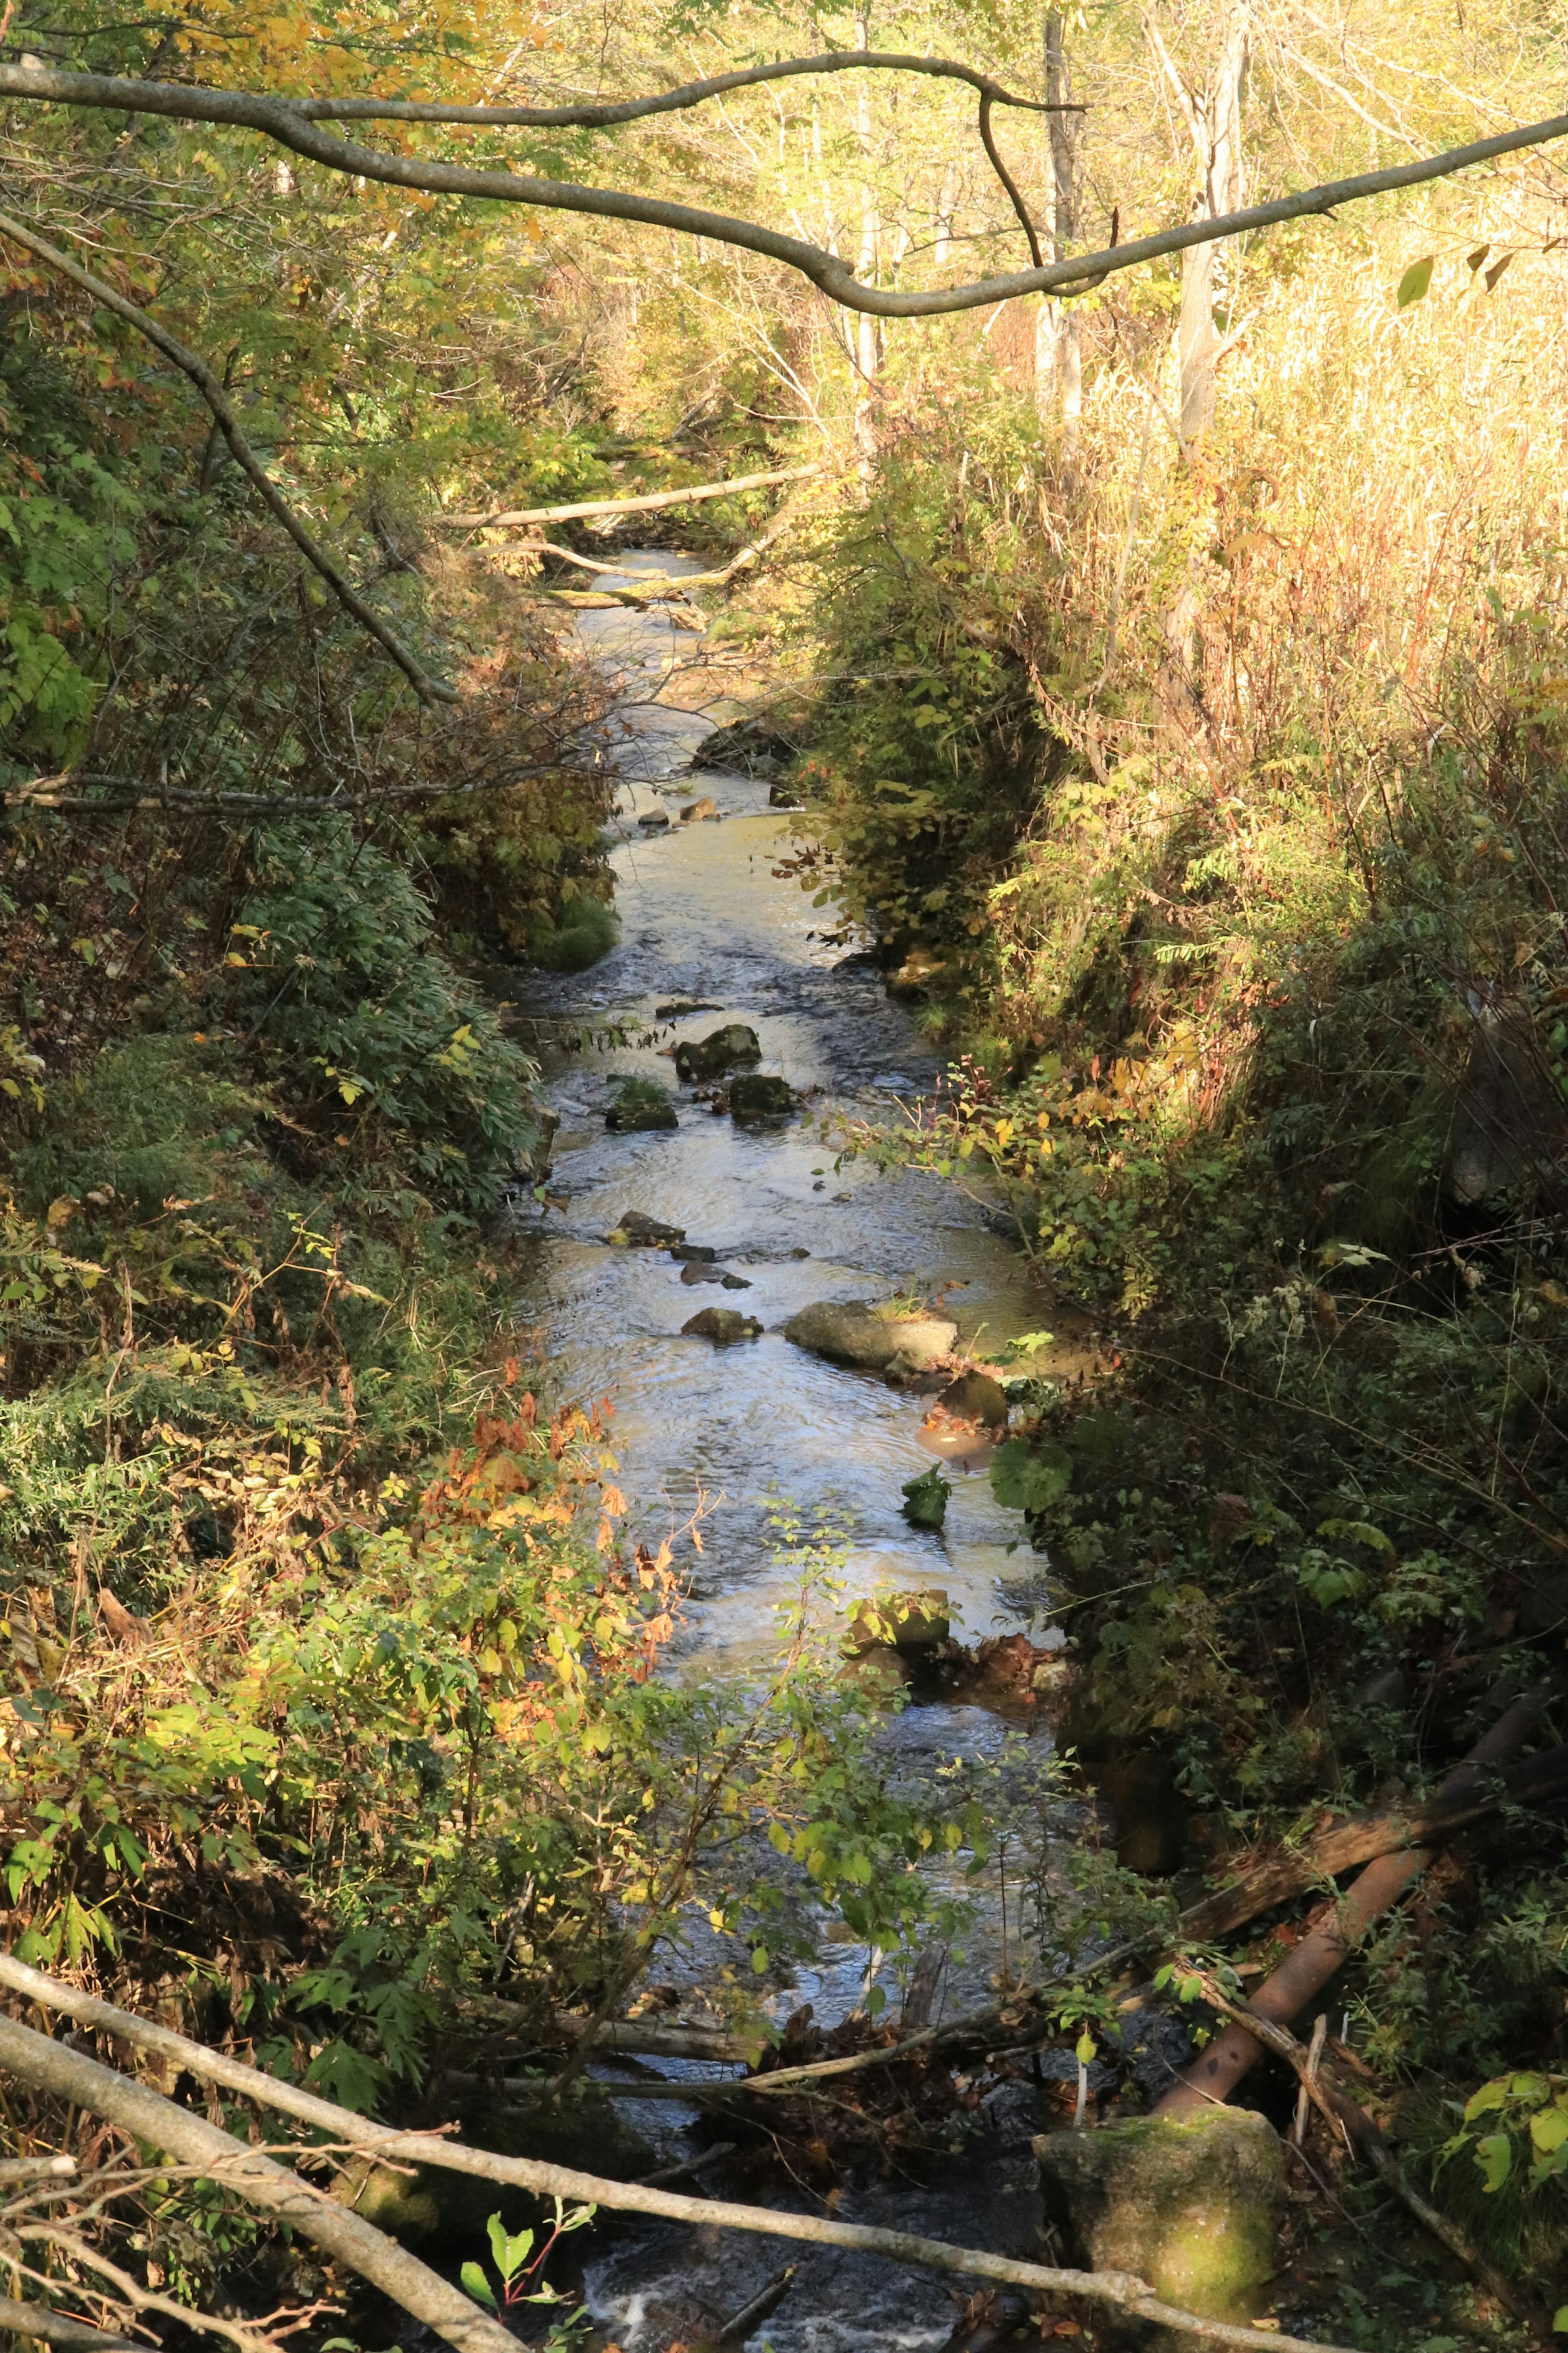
4;0;1568;2342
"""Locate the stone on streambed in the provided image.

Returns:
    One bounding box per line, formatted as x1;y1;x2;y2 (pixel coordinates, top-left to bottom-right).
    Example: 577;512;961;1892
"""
675;1023;761;1082
606;1080;677;1133
846;1587;950;1653
679;795;719;822
783;1300;958;1376
933;1368;1009;1430
1034;2109;1285;2339
729;1072;795;1117
610;1211;686;1247
679;1262;752;1289
682;1307;762;1343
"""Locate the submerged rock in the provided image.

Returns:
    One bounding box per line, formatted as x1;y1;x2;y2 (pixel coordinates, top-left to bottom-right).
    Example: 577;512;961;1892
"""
1035;2109;1285;2331
675;1023;761;1082
682;1306;762;1343
655;999;723;1020
784;1300;957;1375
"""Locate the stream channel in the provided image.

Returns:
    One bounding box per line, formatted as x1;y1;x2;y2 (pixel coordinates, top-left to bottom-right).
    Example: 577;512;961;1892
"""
510;555;1084;2353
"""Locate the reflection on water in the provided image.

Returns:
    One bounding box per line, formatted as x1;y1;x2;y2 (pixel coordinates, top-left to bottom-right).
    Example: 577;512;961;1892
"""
513;556;1065;2352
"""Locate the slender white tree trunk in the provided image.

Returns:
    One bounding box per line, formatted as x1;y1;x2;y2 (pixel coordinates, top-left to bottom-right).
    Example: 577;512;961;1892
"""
1145;4;1250;446
1035;9;1081;465
852;5;882;464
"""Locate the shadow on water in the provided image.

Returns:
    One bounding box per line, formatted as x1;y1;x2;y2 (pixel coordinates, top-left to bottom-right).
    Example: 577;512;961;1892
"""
508;555;1075;2353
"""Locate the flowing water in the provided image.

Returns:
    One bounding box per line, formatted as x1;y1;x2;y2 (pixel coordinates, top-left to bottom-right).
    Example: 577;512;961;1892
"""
510;555;1074;2353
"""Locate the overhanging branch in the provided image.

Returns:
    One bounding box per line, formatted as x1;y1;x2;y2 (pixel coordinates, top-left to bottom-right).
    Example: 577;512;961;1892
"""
1;63;1566;313
0;203;458;705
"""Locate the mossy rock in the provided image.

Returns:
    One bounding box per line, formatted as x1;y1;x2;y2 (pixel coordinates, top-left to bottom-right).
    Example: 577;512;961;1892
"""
729;1072;795;1117
606;1078;678;1132
935;1369;1008;1429
847;1586;950;1653
675;1023;761;1082
1035;2108;1284;2334
784;1300;956;1373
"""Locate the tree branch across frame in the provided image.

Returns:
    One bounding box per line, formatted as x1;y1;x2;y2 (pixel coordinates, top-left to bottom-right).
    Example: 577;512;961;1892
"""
0;58;1565;314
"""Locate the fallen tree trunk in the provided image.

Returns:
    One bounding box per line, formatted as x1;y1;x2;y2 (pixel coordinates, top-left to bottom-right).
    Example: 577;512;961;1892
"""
1177;1738;1568;1942
0;2293;143;2352
439;463;822;531
0;1956;1348;2353
0;2011;519;2353
746;1721;1568;2097
1156;1688;1552;2117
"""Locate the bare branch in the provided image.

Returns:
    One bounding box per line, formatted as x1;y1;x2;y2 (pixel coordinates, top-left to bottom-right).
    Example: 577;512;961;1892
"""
1;66;1566;315
275;49;1085;127
0;2291;143;2352
3;760;602;814
0;204;458;705
977;94;1042;270
0;1957;1352;2353
0;2011;520;2353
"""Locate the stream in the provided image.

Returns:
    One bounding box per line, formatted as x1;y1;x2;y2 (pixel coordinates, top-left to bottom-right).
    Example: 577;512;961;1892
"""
510;554;1075;2353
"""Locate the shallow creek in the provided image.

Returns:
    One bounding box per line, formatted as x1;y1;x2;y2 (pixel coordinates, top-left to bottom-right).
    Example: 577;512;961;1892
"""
510;555;1067;2353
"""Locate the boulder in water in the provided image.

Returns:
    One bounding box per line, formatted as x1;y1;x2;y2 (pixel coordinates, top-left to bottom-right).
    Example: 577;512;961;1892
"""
675;1023;761;1082
933;1369;1009;1430
679;795;719;823
729;1072;795;1117
610;1211;685;1246
606;1081;677;1133
682;1307;762;1343
784;1300;957;1375
846;1587;951;1653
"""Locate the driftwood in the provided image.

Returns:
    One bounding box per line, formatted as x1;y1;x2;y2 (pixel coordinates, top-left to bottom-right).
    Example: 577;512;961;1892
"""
464;2001;766;2065
0;1956;1350;2353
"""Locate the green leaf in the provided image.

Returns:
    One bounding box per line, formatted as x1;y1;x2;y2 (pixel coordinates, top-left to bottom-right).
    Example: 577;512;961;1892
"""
990;1437;1073;1515
1530;2106;1568;2155
1397;256;1435;309
1463;2079;1509;2122
1475;2131;1513;2193
1552;2306;1568;2333
1076;2030;1096;2065
461;2263;498;2312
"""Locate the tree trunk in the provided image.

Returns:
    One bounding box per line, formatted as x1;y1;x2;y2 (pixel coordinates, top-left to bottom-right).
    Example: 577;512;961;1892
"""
1035;9;1081;463
852;5;881;464
1146;4;1250;445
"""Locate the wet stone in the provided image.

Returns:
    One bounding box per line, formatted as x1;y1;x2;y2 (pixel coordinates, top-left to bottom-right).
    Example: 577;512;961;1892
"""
783;1300;957;1375
675;1023;761;1082
934;1368;1009;1429
729;1072;795;1117
682;1307;762;1343
612;1211;686;1246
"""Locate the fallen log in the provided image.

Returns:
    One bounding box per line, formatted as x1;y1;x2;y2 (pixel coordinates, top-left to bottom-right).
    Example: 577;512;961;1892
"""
464;2003;767;2065
1178;1737;1568;1942
0;2292;143;2352
0;1955;1349;2353
439;463;822;531
1156;1687;1552;2118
